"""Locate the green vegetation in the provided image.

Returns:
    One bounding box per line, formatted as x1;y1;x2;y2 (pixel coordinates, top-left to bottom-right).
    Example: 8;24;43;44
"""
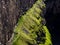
12;0;52;45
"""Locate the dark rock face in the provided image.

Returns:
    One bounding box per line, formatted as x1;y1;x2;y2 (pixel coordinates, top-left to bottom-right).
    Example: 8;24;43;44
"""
45;0;60;45
0;0;18;45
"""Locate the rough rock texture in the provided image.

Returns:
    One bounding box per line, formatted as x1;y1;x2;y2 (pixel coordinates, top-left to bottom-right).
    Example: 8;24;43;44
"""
0;0;17;45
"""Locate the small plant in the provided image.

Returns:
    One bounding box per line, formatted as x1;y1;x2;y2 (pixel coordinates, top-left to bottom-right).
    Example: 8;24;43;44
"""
12;0;52;45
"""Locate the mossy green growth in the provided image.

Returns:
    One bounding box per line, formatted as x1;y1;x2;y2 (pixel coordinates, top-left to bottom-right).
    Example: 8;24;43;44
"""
12;0;52;45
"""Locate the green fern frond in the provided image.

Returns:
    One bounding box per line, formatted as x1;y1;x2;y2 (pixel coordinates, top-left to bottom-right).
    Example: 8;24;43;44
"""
12;0;52;45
